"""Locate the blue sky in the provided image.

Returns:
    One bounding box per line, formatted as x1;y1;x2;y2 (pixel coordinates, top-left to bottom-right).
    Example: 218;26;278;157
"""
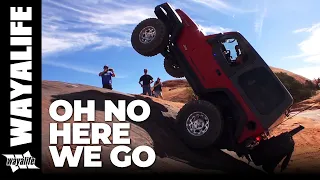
42;0;320;94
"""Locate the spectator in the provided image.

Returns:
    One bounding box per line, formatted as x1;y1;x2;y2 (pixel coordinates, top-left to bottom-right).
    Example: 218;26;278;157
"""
99;65;115;90
139;69;153;96
153;77;163;99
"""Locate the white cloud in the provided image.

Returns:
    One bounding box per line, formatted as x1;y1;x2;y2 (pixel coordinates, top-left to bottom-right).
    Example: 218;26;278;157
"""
91;37;130;50
198;25;232;35
42;36;74;54
283;23;320;64
47;0;154;27
42;60;127;78
42;31;131;55
296;29;320;60
293;23;320;34
42;0;236;56
290;66;320;80
189;0;257;15
254;7;267;38
42;0;154;56
42;32;101;54
304;54;320;64
43;60;98;75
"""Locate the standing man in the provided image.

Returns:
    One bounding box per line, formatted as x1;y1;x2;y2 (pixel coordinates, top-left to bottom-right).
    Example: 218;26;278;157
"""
139;69;153;96
99;65;115;90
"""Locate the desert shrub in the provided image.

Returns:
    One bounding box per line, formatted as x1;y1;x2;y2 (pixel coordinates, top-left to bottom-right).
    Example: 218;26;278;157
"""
182;72;316;103
314;78;320;90
275;72;316;103
305;80;317;90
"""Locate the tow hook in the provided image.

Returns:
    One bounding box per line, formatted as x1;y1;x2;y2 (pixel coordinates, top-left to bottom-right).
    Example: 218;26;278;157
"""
248;125;304;173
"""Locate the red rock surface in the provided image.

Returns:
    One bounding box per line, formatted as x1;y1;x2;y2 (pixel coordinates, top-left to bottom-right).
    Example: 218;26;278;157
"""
42;78;320;174
42;81;262;174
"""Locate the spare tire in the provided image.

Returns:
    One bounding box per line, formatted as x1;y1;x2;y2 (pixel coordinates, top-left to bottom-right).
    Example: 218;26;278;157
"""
131;18;169;57
176;100;224;149
164;57;184;78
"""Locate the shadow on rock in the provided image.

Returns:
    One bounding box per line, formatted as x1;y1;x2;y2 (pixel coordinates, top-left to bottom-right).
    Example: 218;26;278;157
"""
51;90;264;174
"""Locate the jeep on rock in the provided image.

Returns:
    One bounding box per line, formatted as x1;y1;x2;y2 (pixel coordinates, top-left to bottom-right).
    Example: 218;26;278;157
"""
130;2;304;173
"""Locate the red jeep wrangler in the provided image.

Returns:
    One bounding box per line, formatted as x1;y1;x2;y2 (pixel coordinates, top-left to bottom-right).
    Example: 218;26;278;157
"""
131;2;304;173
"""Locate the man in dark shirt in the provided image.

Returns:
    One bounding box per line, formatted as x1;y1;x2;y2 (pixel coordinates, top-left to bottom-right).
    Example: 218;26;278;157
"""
139;69;153;96
99;65;115;90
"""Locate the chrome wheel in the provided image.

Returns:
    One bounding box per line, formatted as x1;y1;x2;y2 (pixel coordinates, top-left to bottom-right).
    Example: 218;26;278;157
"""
186;112;210;136
139;26;156;44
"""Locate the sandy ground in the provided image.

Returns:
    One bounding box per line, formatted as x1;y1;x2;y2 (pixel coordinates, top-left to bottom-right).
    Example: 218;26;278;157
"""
42;80;320;174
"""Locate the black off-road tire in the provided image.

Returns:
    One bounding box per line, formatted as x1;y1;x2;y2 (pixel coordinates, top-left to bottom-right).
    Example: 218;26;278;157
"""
164;57;184;78
176;100;224;149
131;18;169;57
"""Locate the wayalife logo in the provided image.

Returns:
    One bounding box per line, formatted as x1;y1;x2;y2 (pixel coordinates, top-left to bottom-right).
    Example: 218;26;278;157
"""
3;151;39;173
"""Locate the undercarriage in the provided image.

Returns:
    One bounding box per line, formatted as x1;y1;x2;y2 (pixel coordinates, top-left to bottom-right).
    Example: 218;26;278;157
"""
242;125;304;173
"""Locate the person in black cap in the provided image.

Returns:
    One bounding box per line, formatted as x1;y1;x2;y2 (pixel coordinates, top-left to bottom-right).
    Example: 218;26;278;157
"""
139;69;153;96
99;65;115;90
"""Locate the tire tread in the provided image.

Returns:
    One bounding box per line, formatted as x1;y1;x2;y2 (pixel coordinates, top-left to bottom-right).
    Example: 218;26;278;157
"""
131;18;168;57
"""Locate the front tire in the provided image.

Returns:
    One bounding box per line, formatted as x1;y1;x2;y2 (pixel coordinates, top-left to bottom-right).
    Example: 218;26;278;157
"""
176;100;224;149
131;18;169;57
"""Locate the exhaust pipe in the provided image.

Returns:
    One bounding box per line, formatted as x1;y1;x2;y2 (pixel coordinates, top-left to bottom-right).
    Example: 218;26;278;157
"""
288;124;304;136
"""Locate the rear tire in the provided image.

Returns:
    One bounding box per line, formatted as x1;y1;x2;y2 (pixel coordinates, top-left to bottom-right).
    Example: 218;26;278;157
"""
176;100;224;149
131;18;169;57
164;57;184;78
